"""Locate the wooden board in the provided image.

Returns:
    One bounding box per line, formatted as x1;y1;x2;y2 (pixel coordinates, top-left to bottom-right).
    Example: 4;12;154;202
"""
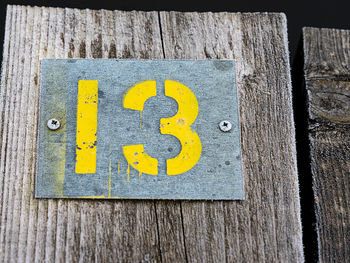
303;27;350;262
0;6;303;262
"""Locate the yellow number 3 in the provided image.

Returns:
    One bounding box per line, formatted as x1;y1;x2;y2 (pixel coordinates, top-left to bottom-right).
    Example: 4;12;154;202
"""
123;80;202;175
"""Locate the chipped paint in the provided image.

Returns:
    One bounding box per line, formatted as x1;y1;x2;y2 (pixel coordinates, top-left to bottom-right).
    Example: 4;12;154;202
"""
75;80;98;174
160;80;202;175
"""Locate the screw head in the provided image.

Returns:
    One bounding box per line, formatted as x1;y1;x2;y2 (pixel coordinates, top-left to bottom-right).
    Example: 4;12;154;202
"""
219;120;232;132
47;118;60;130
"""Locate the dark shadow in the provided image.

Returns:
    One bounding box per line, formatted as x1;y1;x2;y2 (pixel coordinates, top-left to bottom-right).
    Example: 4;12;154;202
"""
291;33;318;262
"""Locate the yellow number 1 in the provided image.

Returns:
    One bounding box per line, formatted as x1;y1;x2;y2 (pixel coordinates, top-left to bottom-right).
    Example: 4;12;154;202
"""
75;80;98;174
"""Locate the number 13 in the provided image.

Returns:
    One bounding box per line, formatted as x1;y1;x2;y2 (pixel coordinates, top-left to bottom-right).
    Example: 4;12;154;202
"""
75;80;202;176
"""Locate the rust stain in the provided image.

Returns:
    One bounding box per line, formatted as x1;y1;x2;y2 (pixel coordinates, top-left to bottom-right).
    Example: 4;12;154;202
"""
177;118;186;126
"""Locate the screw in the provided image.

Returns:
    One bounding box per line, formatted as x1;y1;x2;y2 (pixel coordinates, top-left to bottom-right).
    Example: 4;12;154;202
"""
219;120;232;132
47;118;60;130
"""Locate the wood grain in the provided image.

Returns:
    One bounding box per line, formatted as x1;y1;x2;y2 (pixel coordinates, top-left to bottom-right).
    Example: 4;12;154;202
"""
303;27;350;262
0;6;303;262
160;12;303;262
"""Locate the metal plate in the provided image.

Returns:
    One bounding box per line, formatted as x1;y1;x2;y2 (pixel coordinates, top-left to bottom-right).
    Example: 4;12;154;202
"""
36;59;244;200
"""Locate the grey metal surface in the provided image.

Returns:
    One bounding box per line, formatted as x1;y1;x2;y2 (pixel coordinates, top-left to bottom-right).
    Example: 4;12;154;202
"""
36;59;243;199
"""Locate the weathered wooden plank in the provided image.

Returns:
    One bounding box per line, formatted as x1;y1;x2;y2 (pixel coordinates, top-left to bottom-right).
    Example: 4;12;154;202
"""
155;201;187;262
160;12;304;262
303;27;350;263
0;6;303;262
0;6;164;262
304;27;350;80
1;6;30;263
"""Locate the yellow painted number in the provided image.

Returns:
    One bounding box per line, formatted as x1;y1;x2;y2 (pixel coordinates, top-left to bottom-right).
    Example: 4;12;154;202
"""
123;80;201;176
123;81;159;175
75;79;201;176
75;80;98;174
160;80;202;175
